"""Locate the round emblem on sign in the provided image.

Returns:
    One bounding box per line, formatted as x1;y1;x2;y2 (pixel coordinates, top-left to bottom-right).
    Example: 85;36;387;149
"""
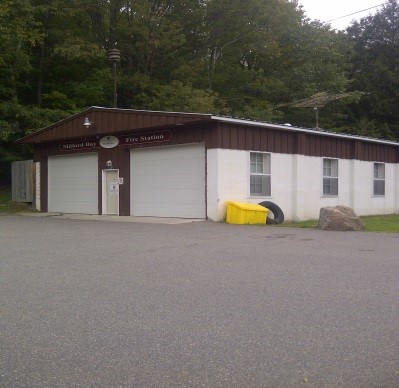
100;135;119;148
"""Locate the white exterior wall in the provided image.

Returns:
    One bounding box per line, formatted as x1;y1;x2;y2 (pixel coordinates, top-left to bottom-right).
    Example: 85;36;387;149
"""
352;160;398;216
295;156;352;220
206;149;399;221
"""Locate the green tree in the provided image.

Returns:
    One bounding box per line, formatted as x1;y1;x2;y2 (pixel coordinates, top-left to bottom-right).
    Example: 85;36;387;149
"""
0;0;41;104
346;0;399;139
3;0;394;174
0;0;42;167
30;0;106;108
138;80;219;113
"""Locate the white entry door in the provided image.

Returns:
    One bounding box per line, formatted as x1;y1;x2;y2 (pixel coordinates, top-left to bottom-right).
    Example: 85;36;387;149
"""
130;144;206;218
102;169;119;215
48;153;98;214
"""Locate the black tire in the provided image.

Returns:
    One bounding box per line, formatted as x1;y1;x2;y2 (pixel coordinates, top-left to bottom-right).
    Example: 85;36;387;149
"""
258;201;284;224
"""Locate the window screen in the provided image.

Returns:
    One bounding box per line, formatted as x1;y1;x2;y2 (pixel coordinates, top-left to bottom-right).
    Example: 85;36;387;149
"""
323;159;338;196
250;153;271;196
373;163;385;196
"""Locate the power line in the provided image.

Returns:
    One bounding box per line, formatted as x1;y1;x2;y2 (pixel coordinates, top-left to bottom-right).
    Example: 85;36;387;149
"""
325;3;385;23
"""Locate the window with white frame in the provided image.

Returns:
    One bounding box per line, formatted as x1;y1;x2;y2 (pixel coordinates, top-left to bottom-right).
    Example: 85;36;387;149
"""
373;163;385;196
322;158;338;196
250;152;271;196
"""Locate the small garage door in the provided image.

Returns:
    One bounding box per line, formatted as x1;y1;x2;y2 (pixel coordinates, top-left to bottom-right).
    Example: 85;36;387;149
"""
131;144;205;218
48;153;98;214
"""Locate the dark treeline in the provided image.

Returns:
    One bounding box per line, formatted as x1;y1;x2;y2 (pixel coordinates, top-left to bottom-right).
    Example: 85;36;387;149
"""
0;0;398;171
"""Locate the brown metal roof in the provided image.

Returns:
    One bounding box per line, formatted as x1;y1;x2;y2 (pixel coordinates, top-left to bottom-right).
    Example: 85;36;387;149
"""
18;106;212;144
18;106;399;150
211;116;399;147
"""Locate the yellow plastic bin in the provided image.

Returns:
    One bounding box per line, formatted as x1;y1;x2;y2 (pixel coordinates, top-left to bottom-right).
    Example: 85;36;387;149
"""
226;201;269;225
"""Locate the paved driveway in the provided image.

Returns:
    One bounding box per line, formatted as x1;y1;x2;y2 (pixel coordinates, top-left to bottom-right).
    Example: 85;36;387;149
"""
0;215;398;387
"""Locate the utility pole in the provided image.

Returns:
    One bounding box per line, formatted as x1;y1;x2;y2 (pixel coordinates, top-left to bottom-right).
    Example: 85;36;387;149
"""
314;105;320;129
108;48;121;108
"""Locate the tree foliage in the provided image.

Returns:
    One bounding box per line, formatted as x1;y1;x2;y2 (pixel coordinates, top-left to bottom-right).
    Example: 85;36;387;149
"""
346;0;399;139
0;0;398;173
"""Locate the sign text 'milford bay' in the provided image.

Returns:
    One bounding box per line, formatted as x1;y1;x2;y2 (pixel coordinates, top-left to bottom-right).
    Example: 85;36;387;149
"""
60;141;97;151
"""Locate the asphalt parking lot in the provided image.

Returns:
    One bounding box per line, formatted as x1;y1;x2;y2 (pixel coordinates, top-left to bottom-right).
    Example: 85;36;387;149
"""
0;214;398;387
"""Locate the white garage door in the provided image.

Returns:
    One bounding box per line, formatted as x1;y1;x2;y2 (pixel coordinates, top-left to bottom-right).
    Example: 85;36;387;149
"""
131;144;205;218
48;153;98;214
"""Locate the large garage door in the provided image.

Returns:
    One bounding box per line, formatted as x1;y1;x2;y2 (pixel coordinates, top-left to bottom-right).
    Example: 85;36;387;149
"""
48;153;98;214
131;144;205;218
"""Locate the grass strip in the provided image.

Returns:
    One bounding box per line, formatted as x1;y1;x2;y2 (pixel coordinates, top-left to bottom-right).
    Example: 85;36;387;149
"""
277;215;399;233
0;187;37;214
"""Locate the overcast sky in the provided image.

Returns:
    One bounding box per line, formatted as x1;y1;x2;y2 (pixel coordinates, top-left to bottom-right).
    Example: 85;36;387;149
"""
298;0;385;30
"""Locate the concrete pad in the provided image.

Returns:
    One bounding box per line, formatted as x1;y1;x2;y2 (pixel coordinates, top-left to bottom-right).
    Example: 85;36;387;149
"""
18;212;204;224
18;212;63;217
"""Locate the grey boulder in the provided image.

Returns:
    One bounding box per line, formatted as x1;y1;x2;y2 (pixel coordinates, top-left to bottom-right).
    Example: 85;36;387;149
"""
318;205;365;231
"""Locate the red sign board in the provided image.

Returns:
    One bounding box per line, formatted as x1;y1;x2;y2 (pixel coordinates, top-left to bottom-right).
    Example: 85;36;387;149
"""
60;130;172;151
119;131;172;146
60;140;98;151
